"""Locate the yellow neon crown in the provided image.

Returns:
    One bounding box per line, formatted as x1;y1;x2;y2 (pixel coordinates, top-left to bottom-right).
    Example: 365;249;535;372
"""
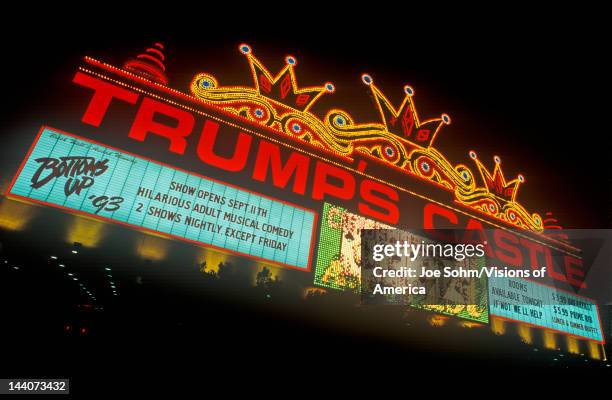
469;151;524;203
237;43;335;113
361;74;450;148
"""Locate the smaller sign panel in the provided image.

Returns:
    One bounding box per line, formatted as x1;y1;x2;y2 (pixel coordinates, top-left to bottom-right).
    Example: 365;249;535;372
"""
8;127;316;270
314;203;489;323
315;203;392;290
488;276;603;342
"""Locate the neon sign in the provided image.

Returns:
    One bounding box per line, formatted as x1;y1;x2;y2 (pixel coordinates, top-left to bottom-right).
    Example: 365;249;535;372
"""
71;70;399;225
6;42;595;308
64;57;588;286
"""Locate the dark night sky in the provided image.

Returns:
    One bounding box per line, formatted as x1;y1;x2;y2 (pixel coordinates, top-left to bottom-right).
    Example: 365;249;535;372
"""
2;8;610;228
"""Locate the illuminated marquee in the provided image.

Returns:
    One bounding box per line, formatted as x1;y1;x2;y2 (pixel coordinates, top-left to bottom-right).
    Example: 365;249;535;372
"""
8;127;316;270
488;276;604;342
5;42;598;334
315;203;489;323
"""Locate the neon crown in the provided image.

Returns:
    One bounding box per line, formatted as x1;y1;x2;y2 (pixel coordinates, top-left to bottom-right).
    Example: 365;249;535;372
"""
361;73;450;148
124;43;544;232
238;44;335;112
470;152;523;203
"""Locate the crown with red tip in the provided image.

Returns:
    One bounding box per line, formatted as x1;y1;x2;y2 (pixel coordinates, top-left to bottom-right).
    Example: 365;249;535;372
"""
238;43;334;112
361;74;450;147
469;151;524;202
124;42;168;85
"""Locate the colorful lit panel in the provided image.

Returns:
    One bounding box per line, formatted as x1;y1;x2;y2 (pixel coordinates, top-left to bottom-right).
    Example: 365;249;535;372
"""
8;127;316;270
488;276;603;342
314;202;489;323
314;203;392;291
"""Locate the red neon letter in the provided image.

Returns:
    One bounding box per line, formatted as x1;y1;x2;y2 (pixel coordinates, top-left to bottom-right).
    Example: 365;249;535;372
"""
358;180;399;224
73;72;139;127
252;141;310;194
423;203;458;229
519;239;567;283
565;256;586;289
494;229;522;266
312;162;355;201
128;97;194;154
543;246;567;282
464;219;494;257
197;120;252;172
519;238;545;269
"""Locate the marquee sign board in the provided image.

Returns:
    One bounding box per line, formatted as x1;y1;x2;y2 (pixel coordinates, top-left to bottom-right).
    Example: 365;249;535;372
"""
488;276;604;342
8;127;316;270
